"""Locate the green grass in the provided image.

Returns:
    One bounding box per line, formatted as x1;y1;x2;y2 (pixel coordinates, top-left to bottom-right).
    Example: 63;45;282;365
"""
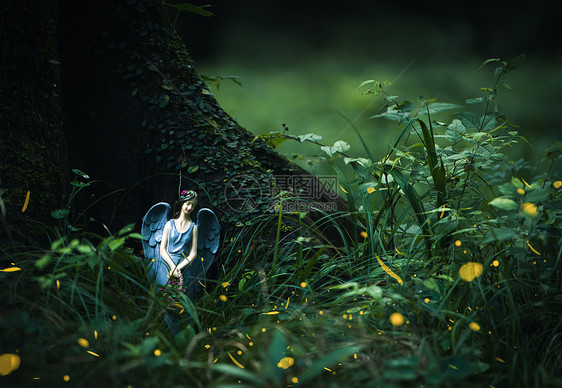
1;57;561;387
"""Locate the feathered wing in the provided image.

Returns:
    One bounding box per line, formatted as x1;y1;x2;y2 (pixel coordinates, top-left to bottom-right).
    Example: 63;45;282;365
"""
141;202;172;285
184;208;220;295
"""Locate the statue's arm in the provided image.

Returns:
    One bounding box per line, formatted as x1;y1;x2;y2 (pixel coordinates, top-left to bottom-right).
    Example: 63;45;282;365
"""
159;221;175;276
178;225;198;271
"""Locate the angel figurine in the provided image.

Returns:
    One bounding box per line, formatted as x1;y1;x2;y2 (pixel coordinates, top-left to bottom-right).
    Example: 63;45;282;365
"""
141;190;220;297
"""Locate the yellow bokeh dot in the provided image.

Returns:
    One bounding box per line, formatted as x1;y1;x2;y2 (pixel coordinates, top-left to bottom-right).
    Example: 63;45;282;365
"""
359;311;364;315
367;187;375;194
63;375;70;382
424;298;430;303
360;231;368;238
459;262;483;282
492;260;499;267
0;353;21;376
237;350;242;355
389;312;405;326
277;356;295;369
521;202;538;216
78;338;89;348
261;328;266;332
342;314;347;319
469;322;481;331
222;282;229;288
205;344;210;349
291;376;299;383
319;310;324;315
300;282;307;288
249;342;254;346
553;180;562;188
454;240;462;247
517;188;525;195
154;349;162;356
219;295;228;302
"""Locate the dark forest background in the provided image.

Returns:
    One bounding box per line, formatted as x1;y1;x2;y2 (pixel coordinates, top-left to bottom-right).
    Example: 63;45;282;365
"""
172;0;561;167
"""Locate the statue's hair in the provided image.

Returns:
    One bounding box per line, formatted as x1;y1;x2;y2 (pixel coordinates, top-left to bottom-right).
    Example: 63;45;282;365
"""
172;191;198;219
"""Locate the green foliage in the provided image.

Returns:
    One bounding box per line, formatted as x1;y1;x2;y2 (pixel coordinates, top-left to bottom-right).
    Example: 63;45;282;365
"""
2;56;561;387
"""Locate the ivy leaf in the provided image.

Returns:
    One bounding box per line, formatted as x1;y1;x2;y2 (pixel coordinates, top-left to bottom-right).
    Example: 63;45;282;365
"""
159;94;169;108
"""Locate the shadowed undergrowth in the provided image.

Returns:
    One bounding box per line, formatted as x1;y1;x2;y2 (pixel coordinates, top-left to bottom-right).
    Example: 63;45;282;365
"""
1;57;561;387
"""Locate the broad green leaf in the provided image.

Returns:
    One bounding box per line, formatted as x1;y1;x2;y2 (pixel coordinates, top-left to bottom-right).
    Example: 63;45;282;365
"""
489;197;518;211
422;102;462;115
511;177;524;189
465;97;485;104
506;54;525;70
343;157;373;168
296;133;322;142
423;278;441;295
72;169;90;179
370;101;416;122
480;114;497;132
108;237;125;251
357;79;376;89
187;165;199;173
525;188;551;202
70;180;89;187
320;140;350;157
445;119;466;142
482;227;517;243
454;112;480;131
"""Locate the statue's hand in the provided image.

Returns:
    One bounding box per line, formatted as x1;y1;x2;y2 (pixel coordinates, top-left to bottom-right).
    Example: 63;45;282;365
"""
169;267;182;278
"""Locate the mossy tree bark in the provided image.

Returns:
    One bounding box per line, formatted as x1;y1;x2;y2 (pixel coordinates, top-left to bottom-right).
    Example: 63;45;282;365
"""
1;0;348;251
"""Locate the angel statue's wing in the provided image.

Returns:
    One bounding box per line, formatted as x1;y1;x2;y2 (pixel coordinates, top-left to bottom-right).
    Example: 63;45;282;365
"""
184;208;220;296
141;202;172;286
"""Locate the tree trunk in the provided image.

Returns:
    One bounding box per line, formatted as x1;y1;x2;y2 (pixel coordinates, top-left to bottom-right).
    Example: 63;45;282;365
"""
1;0;348;250
0;0;68;244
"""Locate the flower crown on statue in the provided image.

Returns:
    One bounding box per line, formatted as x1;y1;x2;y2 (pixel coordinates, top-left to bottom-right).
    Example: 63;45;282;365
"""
180;190;197;201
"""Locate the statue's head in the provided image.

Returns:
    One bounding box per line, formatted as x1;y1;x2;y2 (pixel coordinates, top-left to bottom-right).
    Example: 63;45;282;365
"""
173;190;198;218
